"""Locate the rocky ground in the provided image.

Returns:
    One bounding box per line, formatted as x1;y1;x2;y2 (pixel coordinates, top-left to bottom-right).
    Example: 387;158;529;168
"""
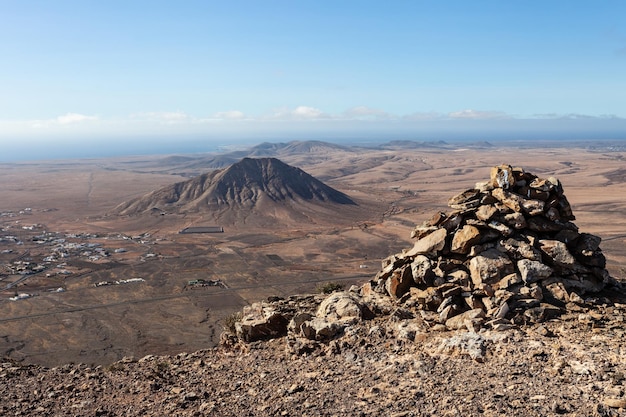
3;164;626;416
1;289;626;416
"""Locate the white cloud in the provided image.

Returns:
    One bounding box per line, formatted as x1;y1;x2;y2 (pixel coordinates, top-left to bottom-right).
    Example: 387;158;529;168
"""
212;110;245;120
57;113;98;124
291;105;324;119
448;109;511;120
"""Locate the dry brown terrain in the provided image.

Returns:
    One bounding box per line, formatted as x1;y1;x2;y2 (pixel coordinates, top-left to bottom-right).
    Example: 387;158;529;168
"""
1;142;625;369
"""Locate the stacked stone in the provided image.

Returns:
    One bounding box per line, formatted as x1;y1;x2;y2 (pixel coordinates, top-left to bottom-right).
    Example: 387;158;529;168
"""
373;164;613;329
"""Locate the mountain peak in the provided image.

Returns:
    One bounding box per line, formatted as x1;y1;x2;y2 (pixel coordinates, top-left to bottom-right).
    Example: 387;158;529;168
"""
114;158;355;222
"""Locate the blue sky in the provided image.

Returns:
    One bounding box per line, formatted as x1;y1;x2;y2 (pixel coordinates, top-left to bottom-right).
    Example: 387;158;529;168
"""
1;1;626;159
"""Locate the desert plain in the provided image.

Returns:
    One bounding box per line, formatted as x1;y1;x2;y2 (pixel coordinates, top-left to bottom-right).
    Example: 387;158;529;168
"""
1;140;625;367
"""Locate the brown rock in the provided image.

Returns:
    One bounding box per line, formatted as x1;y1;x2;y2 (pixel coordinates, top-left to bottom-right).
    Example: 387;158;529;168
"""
493;273;522;290
469;248;515;287
385;266;413;299
573;233;602;256
476;205;497;221
491;187;522;212
487;220;513;236
543;281;570;302
447;268;470;284
492;188;545;216
445;308;485;330
441;213;464;231
405;227;447;256
501;212;527;229
523;304;562;322
451;225;482;254
409;287;443;311
557;194;575;220
236;309;289;342
527;217;576;233
448;189;481;210
497;238;541;261
520;199;545;216
539;239;577;267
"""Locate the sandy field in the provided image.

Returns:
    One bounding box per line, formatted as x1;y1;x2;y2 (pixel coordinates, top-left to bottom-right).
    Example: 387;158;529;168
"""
1;142;625;366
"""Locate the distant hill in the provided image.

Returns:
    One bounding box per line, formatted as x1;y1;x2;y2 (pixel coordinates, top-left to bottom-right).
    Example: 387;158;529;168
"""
157;140;354;173
113;157;357;225
379;140;450;149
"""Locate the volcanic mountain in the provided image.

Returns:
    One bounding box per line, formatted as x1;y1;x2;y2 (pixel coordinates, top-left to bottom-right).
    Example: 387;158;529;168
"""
114;157;357;225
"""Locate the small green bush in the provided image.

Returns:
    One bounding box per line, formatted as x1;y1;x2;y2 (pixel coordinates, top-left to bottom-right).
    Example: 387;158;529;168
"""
223;311;243;334
316;281;345;294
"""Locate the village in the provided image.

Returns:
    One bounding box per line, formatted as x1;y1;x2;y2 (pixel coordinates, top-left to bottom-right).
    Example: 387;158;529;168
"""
0;209;159;302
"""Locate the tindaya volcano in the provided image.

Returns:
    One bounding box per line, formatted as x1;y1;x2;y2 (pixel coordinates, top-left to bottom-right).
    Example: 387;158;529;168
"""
114;157;356;224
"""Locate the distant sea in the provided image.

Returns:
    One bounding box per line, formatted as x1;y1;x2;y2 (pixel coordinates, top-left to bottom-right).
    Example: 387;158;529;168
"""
0;140;224;162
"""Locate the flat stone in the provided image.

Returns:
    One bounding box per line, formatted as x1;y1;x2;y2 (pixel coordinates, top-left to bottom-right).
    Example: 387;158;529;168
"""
493;273;522;290
520;199;545;216
487;220;513;236
405;228;447;257
448;189;481;210
445;308;485;330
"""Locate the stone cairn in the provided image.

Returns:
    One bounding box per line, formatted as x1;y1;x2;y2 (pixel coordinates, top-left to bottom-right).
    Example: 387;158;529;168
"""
229;165;619;345
371;164;614;330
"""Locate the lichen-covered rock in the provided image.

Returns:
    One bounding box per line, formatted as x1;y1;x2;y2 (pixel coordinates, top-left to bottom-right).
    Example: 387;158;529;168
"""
517;259;553;284
317;292;363;321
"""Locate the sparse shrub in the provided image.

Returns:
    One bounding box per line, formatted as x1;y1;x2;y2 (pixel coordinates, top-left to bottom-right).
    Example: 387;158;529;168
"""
317;281;344;294
106;362;125;373
223;311;243;334
150;360;171;379
154;361;169;373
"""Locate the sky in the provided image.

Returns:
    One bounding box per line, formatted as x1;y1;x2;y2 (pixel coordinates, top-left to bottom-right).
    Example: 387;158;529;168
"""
1;1;626;160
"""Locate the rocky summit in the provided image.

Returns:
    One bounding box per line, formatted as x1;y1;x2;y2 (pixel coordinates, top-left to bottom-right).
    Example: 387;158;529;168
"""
231;165;621;348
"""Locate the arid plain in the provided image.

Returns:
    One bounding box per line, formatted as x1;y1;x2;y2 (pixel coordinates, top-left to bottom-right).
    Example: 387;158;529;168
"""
1;140;625;366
